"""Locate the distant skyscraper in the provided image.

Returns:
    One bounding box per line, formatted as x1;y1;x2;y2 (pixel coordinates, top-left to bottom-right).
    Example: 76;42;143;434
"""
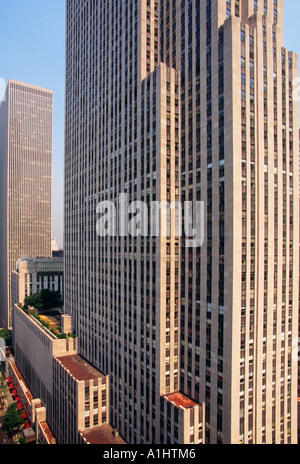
65;0;299;444
0;80;53;329
52;238;60;252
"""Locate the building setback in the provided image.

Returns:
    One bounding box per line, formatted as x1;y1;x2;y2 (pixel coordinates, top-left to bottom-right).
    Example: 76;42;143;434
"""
64;0;299;444
0;80;53;329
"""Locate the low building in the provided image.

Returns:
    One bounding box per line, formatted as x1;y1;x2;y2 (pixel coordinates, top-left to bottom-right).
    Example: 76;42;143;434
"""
53;354;110;444
11;304;116;444
11;257;64;310
7;360;56;444
161;392;205;445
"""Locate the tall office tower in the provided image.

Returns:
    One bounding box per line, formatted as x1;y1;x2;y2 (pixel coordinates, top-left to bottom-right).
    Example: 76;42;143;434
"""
65;0;204;445
65;0;299;445
0;80;53;329
163;0;298;444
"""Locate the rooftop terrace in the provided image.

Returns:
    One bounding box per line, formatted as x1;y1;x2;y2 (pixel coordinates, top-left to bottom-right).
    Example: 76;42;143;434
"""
55;355;106;382
81;425;126;445
165;392;199;410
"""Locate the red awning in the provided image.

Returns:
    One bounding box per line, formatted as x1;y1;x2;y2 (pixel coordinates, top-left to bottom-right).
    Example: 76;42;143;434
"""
22;411;27;420
15;396;20;402
7;376;12;383
17;402;23;411
9;382;14;390
25;421;31;429
12;389;18;397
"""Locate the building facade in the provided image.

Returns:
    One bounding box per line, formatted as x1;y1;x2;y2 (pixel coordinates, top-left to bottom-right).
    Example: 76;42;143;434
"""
64;0;299;444
11;257;64;309
169;0;299;445
0;80;53;329
65;0;205;445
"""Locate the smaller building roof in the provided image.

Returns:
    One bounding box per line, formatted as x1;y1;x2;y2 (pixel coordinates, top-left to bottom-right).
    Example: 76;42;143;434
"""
165;392;199;410
55;355;106;382
39;421;56;444
81;425;126;445
22;427;35;440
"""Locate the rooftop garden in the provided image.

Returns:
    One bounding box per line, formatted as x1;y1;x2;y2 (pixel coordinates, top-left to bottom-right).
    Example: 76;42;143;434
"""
19;290;76;340
23;289;63;312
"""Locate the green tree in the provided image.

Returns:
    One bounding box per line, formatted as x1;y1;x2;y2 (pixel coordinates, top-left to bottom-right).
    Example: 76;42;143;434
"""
24;293;41;310
0;328;12;346
18;437;27;445
24;289;63;312
3;403;26;437
39;289;63;310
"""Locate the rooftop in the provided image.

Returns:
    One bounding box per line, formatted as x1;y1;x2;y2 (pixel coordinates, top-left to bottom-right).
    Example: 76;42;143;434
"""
81;425;126;445
15;257;63;274
55;355;106;382
8;79;53;94
39;422;56;445
165;392;199;410
18;305;74;340
38;314;61;332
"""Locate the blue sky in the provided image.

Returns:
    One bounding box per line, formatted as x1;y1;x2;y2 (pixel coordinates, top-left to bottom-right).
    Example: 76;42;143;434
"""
0;0;66;248
0;0;299;249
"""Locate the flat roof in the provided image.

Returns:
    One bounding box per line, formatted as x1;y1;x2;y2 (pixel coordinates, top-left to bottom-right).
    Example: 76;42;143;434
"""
8;79;53;94
55;355;106;382
39;422;56;444
165;392;199;410
81;425;126;445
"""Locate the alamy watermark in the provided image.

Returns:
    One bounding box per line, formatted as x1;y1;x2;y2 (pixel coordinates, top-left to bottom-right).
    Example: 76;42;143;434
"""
96;194;205;248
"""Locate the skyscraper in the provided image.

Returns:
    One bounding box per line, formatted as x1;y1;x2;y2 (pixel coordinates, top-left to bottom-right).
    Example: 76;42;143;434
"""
0;80;53;329
65;0;299;444
163;0;299;445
